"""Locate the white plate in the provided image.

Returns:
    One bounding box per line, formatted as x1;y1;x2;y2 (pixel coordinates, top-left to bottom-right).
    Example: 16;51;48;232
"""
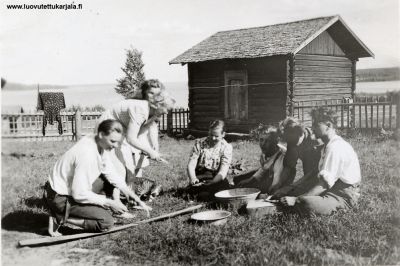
191;210;231;222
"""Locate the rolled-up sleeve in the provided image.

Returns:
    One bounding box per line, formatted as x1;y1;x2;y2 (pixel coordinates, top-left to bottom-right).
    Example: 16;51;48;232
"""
71;152;108;206
188;140;201;162
101;151;129;191
318;146;341;188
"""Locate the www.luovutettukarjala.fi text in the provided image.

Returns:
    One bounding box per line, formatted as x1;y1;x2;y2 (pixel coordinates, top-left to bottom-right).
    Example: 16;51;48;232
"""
7;3;83;10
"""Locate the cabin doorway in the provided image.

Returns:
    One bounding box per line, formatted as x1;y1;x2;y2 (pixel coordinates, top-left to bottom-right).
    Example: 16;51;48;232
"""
224;70;248;122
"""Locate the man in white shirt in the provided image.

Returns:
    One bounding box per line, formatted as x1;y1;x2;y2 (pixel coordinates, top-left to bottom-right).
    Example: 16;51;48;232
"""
279;108;361;215
44;119;151;236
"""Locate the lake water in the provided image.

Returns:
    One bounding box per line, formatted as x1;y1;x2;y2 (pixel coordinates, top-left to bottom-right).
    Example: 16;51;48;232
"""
356;80;400;94
1;82;188;112
2;80;399;112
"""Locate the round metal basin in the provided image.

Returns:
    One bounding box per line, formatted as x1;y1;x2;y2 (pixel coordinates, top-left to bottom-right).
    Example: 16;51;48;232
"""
214;188;261;209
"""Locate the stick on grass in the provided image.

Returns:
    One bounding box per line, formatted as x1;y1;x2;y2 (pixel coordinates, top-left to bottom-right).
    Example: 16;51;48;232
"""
18;204;204;247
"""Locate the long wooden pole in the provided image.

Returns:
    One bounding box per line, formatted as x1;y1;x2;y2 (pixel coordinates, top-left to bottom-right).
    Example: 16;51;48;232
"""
18;204;203;247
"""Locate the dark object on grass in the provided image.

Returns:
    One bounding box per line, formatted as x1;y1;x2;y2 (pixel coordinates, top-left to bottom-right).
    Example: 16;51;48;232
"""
185;134;195;140
2;152;35;159
133;178;163;201
229;160;246;175
150;185;163;197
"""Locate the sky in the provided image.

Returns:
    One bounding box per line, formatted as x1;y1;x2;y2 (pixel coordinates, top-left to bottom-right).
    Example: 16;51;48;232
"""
0;0;399;85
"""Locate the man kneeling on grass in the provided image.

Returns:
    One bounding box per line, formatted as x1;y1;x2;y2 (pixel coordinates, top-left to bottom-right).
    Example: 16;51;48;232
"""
44;119;151;236
276;108;361;215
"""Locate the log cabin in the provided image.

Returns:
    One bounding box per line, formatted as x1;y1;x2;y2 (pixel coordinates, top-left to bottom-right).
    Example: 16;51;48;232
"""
169;15;374;133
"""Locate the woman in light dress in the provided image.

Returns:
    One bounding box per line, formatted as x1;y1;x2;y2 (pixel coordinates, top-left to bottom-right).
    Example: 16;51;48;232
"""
97;79;175;212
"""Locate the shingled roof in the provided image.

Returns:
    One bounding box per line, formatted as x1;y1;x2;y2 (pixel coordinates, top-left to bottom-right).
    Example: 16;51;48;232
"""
169;15;373;64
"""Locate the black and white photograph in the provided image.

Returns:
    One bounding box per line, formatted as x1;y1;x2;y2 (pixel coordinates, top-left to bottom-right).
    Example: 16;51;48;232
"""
1;0;399;265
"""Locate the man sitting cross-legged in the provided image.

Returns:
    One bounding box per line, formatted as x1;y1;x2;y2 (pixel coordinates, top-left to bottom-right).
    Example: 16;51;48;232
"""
235;125;289;194
44;119;151;236
276;108;361;215
186;120;233;201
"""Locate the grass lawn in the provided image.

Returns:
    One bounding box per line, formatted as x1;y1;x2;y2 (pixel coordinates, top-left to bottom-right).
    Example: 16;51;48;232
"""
1;136;400;265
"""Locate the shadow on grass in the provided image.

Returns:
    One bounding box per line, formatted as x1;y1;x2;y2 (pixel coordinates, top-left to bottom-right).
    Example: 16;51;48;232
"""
2;196;83;236
2;195;50;234
167;187;242;211
2;210;83;236
168;187;188;200
168;186;210;203
24;196;48;210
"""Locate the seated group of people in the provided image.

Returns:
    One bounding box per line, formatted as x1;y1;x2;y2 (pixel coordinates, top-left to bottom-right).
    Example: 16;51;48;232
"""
186;111;361;216
43;79;361;237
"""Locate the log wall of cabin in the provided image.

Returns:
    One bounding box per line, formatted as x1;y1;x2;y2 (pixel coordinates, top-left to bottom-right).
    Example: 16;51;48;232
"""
188;56;287;132
188;62;223;131
294;31;353;102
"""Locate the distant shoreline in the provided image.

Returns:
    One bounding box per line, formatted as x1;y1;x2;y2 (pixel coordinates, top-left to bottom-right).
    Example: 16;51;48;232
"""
3;64;399;91
3;79;399;91
3;66;399;91
356;67;400;82
1;82;189;112
2;81;186;91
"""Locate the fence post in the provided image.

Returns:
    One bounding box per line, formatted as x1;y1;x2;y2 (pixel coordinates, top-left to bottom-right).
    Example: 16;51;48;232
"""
74;110;82;141
167;110;173;136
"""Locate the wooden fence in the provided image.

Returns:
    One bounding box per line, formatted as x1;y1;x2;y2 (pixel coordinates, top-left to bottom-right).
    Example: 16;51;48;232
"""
157;108;189;134
293;96;400;130
2;98;399;141
1;108;190;141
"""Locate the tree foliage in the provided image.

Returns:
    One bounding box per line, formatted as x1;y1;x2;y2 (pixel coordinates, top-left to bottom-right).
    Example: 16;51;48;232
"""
114;47;146;99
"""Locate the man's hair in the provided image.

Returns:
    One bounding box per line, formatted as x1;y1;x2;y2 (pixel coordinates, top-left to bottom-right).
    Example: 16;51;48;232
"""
279;117;300;133
251;123;278;140
259;124;278;135
209;119;226;133
140;79;165;99
97;119;123;135
311;107;338;127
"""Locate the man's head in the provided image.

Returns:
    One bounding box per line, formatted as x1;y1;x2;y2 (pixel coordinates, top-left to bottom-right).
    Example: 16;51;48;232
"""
258;125;280;157
96;119;123;151
208;120;226;146
279;117;305;146
311;107;337;139
140;79;165;102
